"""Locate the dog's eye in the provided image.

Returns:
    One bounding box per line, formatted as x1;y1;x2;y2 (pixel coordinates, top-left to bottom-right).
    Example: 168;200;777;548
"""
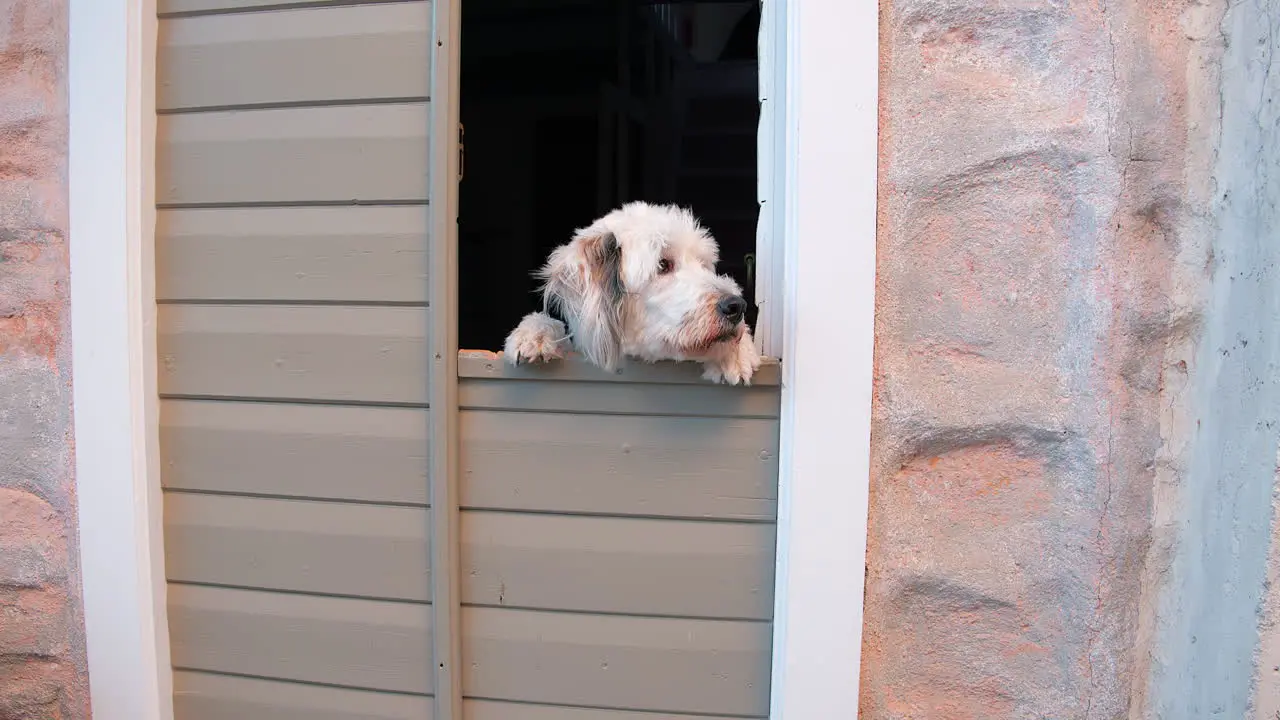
657;258;673;274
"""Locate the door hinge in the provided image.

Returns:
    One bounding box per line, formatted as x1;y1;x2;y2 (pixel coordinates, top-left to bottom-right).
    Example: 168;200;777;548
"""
458;122;465;182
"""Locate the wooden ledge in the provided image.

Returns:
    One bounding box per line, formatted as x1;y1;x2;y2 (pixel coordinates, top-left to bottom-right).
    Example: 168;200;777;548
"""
458;350;782;386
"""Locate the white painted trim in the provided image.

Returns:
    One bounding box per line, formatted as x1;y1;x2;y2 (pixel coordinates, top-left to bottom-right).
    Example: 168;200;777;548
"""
768;0;878;717
69;0;172;718
754;0;787;359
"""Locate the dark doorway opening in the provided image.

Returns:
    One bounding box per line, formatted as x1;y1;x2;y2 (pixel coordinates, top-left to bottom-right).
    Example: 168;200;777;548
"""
457;0;762;352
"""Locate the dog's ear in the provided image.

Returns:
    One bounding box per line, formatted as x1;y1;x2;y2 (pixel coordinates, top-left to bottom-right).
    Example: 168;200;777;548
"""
538;230;624;371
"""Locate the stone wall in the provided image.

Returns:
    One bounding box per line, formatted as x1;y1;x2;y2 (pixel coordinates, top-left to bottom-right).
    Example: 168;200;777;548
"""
859;0;1277;717
0;0;89;718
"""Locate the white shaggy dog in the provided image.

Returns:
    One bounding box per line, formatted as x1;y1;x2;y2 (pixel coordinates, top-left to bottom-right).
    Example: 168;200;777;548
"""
504;202;762;385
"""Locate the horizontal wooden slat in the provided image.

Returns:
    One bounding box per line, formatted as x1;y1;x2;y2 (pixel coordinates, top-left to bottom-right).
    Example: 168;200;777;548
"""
173;670;433;720
459;351;782;386
168;584;432;694
160;0;400;15
160;400;428;503
460;410;778;520
159;2;429;110
464;699;746;720
157;103;428;205
158;305;428;404
156;207;428;303
459;378;780;419
462;607;771;717
461;511;774;619
165;493;431;601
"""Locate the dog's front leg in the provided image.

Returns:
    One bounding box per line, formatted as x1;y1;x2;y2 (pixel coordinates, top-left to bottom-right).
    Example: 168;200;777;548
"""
504;311;570;366
701;324;762;385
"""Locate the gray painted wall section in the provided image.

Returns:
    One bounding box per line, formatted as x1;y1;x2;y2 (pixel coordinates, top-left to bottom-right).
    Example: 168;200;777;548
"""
1149;1;1280;716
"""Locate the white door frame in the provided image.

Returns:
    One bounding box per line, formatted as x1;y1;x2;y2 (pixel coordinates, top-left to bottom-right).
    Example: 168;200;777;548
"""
66;1;878;718
69;0;171;719
766;1;878;716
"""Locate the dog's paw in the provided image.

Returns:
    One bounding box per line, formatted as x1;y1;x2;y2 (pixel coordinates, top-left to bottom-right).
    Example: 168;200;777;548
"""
702;325;762;385
504;312;569;366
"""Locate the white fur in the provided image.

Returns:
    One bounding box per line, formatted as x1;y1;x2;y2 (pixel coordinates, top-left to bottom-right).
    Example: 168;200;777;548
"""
504;201;762;385
503;312;569;364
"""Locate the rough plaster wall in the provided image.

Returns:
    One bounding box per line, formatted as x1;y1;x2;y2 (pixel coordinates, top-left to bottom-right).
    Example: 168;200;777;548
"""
0;0;89;718
1255;459;1280;720
861;0;1229;716
1144;0;1280;717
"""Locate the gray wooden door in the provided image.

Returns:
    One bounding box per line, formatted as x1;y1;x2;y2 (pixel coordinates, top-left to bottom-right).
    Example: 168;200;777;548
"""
155;1;434;717
155;2;781;718
453;354;780;719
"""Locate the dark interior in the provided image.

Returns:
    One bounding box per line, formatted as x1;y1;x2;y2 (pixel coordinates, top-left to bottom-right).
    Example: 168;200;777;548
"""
458;0;762;351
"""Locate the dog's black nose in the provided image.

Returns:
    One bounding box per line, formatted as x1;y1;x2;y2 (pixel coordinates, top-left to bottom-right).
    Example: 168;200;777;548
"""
717;295;747;322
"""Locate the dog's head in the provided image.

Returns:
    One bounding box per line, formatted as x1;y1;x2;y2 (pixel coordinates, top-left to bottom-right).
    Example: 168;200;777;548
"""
537;202;749;371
